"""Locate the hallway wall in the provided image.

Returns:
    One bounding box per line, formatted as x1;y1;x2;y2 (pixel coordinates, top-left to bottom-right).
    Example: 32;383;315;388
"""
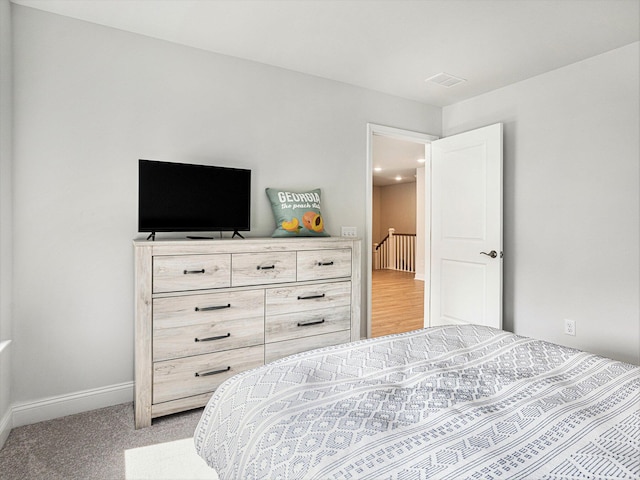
372;182;416;244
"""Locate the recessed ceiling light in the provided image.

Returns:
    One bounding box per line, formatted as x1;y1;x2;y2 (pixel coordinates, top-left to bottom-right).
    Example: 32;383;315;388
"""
395;176;402;181
374;167;382;172
425;72;467;88
417;158;426;163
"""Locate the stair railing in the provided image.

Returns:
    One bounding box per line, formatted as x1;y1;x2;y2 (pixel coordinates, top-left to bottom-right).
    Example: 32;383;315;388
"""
373;228;416;272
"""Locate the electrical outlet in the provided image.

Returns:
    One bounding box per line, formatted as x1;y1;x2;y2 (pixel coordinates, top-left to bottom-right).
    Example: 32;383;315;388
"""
564;318;576;336
341;226;357;237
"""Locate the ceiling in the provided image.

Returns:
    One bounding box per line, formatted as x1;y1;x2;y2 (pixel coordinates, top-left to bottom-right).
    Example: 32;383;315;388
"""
11;0;640;182
372;136;426;186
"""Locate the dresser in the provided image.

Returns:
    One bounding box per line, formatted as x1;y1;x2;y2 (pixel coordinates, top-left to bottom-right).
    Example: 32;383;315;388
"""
133;237;361;428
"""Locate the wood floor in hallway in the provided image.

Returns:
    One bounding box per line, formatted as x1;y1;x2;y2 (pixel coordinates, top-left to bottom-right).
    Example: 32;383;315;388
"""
371;269;424;338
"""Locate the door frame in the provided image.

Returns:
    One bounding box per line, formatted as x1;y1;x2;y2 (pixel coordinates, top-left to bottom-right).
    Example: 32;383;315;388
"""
365;123;438;338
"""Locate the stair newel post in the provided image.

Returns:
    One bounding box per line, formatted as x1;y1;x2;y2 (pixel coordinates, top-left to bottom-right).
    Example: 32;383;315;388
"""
388;228;395;271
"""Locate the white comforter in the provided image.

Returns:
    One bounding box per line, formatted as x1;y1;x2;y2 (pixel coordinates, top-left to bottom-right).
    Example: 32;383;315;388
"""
194;325;640;479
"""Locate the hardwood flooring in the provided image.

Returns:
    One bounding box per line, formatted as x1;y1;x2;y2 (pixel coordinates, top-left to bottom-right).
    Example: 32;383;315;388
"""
371;269;424;338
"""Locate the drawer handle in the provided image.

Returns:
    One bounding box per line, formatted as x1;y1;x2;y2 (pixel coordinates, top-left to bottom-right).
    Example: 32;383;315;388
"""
318;261;334;266
184;269;205;275
194;333;231;342
195;366;231;377
297;293;325;300
257;265;275;270
195;304;231;312
297;319;325;327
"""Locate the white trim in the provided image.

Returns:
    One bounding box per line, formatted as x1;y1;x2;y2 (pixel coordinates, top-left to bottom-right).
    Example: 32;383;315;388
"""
423;149;432;328
366;123;438;339
11;381;134;428
370;124;438;143
0;405;11;450
0;339;11;449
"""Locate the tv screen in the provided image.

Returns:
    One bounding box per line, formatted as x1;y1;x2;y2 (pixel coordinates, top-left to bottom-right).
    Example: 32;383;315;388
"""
138;159;251;235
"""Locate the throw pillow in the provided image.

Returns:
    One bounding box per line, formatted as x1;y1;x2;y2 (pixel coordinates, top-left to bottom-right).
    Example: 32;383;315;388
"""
265;188;330;237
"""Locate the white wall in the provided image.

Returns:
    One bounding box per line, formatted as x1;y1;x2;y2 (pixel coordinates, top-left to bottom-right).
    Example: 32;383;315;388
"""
0;0;13;448
443;42;640;365
10;5;442;413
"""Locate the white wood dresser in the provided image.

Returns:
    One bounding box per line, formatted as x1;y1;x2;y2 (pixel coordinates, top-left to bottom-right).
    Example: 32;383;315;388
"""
133;237;361;428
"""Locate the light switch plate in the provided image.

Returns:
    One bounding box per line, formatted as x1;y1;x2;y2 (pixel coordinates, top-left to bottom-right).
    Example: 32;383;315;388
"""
341;226;357;237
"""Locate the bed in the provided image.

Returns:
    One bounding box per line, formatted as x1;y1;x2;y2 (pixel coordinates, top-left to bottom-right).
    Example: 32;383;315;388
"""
194;325;639;479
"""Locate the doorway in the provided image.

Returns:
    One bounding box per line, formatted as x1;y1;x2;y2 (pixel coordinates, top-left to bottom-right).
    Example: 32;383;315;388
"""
366;124;438;338
366;123;504;337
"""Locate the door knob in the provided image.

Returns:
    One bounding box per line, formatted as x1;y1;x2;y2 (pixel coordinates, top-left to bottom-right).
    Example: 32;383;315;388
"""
480;250;498;258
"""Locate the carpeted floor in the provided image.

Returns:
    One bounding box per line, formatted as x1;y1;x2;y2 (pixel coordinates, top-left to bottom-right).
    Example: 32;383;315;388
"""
0;402;210;480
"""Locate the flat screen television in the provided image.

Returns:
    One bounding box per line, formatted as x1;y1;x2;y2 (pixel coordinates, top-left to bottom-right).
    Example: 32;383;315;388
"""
138;159;251;238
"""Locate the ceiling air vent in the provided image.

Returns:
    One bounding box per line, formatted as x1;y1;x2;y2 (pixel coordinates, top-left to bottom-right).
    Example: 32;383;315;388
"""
425;72;467;88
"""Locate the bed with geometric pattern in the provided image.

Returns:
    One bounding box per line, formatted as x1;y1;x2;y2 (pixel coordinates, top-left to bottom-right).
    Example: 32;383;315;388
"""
194;325;640;479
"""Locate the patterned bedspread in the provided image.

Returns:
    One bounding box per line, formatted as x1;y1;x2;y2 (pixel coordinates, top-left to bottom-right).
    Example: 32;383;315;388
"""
194;325;640;479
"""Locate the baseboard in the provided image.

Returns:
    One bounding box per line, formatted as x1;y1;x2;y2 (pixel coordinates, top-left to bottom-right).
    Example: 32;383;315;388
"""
0;340;11;449
414;273;425;281
0;406;11;450
11;381;134;428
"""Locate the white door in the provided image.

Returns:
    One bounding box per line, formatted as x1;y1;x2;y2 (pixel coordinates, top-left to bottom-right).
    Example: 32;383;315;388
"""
429;123;503;329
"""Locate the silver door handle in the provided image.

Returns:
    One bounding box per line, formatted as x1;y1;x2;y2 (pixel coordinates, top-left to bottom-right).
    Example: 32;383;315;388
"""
480;250;498;258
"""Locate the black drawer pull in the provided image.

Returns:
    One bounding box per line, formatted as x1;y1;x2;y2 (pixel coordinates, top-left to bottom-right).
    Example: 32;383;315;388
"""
194;333;231;342
195;303;231;312
318;261;334;266
297;293;325;300
195;366;231;377
297;319;325;327
257;265;275;270
184;269;205;275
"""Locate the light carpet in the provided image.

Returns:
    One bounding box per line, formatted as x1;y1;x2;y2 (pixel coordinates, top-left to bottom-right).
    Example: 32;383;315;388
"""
0;402;216;480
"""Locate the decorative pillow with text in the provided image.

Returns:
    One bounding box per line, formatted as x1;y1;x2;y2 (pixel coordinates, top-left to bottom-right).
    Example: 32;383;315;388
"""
265;188;329;237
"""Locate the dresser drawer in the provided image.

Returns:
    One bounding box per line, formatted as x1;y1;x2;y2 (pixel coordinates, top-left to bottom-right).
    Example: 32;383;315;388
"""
266;281;351;316
265;330;351;363
231;251;296;286
153;345;264;404
297;248;352;281
153;290;265;361
265;305;350;343
153;254;231;293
